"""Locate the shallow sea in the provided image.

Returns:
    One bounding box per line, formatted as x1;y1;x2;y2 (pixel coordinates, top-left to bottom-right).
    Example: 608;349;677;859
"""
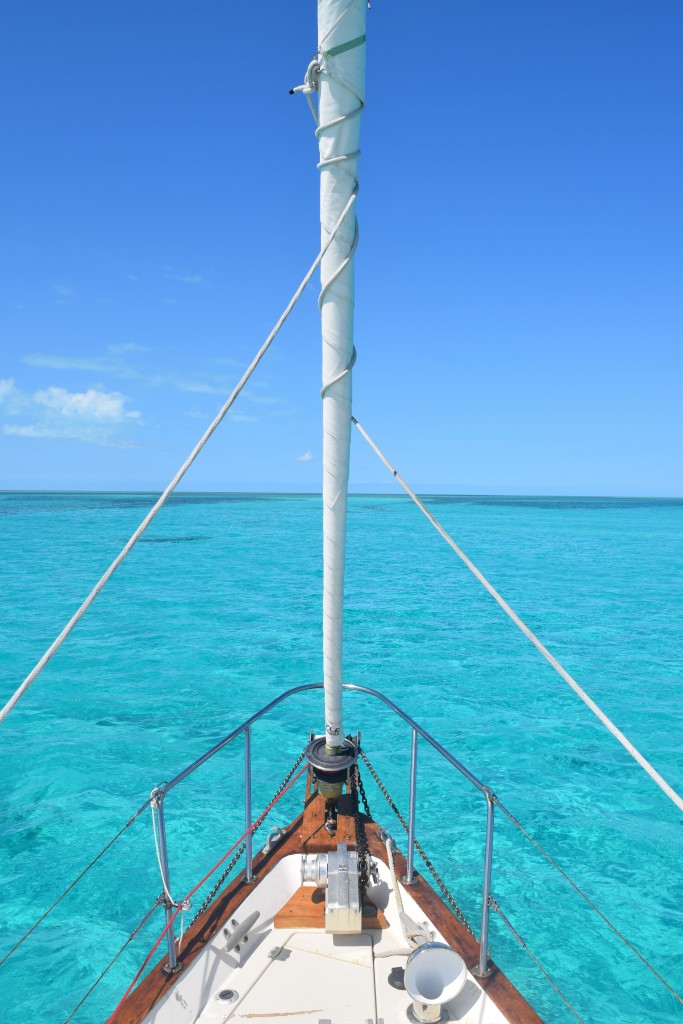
1;491;682;1024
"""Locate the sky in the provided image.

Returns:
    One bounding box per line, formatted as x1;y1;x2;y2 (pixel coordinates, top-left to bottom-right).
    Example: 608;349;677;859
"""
1;1;681;496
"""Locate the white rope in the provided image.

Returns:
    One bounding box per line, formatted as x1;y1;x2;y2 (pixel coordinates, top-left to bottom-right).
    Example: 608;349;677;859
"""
177;902;190;954
382;834;431;955
150;792;174;906
150;790;191;952
353;417;683;816
0;196;357;726
385;835;404;917
380;836;412;957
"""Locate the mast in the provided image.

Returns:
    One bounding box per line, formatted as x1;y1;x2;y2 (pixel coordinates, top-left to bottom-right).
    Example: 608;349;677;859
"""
317;0;366;753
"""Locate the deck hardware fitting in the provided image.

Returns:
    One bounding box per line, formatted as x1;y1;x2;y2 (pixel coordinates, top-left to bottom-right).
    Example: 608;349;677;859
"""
262;826;286;853
388;966;406;990
217;989;238;1003
306;735;357;801
377;829;395;847
224;910;260;953
405;942;467;1023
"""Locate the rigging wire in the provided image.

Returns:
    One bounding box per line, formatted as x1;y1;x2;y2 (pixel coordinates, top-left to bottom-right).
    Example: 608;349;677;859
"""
352;415;683;816
0;801;149;969
494;797;683;1006
0;193;358;726
489;899;587;1024
61;897;163;1024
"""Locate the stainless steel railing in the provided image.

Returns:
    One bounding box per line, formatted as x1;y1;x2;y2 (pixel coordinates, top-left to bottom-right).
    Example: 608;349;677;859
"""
150;682;495;976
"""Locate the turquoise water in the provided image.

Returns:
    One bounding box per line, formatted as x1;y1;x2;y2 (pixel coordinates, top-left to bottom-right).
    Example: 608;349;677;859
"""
1;491;681;1024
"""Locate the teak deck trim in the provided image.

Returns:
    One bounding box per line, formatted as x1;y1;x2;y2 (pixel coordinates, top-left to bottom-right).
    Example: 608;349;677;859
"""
110;779;543;1024
274;884;388;929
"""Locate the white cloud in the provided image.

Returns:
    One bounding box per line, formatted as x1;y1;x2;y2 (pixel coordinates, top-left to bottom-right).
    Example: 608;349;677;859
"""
0;378;15;401
0;378;28;415
213;357;248;369
229;411;257;423
3;424;140;448
150;374;229;396
34;386;140;422
297;450;314;462
26;353;87;370
246;393;287;406
54;284;73;299
0;380;142;446
164;268;205;285
185;408;256;424
4;424;58;438
24;343;144;379
107;342;147;355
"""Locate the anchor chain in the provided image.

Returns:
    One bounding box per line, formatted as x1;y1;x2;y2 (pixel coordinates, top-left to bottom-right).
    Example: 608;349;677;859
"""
350;763;370;904
356;760;372;819
189;748;307;927
188;843;247;929
359;749;475;936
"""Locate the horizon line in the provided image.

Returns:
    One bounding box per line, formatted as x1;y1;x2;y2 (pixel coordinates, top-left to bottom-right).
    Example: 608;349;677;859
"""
1;489;682;501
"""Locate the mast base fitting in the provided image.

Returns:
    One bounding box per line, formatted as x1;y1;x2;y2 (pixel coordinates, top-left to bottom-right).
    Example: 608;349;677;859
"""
305;737;357;799
163;961;184;975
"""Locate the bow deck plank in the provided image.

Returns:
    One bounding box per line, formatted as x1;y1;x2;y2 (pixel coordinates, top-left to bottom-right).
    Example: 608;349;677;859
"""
300;783;356;851
274;884;388;928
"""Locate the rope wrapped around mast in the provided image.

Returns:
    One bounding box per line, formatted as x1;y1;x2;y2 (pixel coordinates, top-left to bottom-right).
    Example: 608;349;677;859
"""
302;0;366;749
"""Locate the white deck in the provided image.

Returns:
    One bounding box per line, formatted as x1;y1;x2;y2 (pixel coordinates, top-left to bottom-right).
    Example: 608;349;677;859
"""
143;855;511;1024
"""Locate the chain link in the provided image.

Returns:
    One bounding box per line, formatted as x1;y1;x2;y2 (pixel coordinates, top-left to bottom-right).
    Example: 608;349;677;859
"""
189;843;247;927
359;749;475;936
350;764;369;904
189;748;307;927
356;763;372;819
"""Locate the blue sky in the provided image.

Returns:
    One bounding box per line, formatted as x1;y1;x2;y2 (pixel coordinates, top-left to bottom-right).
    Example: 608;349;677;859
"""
1;1;681;495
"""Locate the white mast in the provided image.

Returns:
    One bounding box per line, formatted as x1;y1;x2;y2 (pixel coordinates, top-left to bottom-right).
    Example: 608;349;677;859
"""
317;0;366;751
